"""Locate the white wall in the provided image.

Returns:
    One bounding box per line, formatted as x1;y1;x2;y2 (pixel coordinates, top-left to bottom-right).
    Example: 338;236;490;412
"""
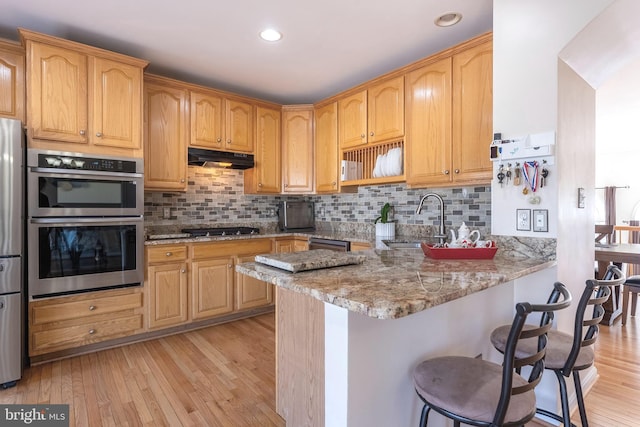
595;57;640;224
491;0;614;237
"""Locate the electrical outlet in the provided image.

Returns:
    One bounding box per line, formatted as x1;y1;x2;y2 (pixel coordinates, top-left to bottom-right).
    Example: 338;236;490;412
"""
163;207;171;219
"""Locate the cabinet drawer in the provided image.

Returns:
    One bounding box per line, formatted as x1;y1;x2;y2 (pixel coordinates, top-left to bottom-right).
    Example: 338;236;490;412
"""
191;238;273;259
147;245;188;263
31;291;143;325
31;314;143;355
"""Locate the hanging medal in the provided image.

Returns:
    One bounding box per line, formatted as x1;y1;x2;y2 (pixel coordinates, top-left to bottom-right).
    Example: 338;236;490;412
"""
522;161;539;196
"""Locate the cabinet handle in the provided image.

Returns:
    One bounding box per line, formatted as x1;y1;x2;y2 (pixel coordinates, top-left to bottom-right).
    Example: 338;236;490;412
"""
89;305;96;311
88;329;96;335
166;252;172;257
79;130;86;136
444;170;450;175
370;131;374;137
454;169;460;174
360;133;365;139
96;132;102;137
217;137;222;142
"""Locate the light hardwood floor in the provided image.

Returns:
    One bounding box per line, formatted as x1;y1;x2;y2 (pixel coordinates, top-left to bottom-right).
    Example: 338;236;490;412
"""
1;312;638;426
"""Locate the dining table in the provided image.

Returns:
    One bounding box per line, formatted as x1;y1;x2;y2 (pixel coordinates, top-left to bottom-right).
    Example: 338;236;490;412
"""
595;242;640;325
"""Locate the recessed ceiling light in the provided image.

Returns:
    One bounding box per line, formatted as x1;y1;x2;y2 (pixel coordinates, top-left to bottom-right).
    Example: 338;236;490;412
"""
434;12;462;27
260;29;282;42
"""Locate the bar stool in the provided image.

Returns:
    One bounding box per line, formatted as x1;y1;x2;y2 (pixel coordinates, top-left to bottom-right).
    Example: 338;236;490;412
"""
412;282;571;427
489;265;624;427
621;276;640;325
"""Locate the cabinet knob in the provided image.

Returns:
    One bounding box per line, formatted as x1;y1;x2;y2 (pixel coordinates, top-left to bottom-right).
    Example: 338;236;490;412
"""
180;179;185;183
88;329;96;335
166;252;172;257
217;137;222;142
96;132;102;137
370;131;374;137
360;133;365;139
444;170;450;175
332;181;337;186
284;183;288;187
227;139;232;144
258;183;263;187
89;305;96;311
79;130;86;136
227;264;232;268
454;169;460;174
181;269;185;273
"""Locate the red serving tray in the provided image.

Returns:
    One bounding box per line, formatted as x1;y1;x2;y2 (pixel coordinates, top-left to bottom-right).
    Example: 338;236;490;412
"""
420;242;498;260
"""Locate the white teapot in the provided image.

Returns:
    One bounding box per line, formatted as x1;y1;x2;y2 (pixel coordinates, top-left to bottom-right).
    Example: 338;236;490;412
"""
449;222;480;246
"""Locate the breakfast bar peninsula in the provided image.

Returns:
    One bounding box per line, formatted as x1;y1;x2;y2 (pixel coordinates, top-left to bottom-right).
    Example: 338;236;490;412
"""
236;247;556;427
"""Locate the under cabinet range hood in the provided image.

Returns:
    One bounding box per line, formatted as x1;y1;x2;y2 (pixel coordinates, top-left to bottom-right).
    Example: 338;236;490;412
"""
187;148;255;169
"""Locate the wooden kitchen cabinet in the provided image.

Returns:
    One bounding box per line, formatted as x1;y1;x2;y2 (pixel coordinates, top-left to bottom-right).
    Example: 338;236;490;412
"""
338;76;404;149
29;287;144;357
191;257;234;319
405;36;492;187
144;76;188;191
20;29;147;157
235;255;273;310
314;102;339;193
275;236;309;253
0;39;25;122
245;105;281;193
146;245;189;330
190;89;254;153
282;105;314;193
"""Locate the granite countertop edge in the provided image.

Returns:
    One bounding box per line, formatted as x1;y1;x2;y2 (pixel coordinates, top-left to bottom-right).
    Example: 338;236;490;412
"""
235;252;557;320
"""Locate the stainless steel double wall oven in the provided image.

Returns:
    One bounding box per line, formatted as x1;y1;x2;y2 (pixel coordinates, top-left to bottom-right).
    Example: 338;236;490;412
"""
27;150;144;298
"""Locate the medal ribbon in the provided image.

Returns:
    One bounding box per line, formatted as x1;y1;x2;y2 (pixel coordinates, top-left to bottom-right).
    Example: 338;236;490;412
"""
522;161;539;193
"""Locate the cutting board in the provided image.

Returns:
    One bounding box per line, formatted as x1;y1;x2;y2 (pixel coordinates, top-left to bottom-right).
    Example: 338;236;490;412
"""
254;249;366;273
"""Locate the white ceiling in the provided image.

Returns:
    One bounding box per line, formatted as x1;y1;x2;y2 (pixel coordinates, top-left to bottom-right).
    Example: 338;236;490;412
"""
0;0;492;104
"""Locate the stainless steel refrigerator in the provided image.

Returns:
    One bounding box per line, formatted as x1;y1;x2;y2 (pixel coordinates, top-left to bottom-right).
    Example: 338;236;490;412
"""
0;117;23;388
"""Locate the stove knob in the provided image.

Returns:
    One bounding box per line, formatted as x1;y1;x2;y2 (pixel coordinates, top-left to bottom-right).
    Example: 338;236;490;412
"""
221;231;226;236
236;230;241;235
61;157;73;166
250;230;255;235
45;157;57;165
206;232;210;237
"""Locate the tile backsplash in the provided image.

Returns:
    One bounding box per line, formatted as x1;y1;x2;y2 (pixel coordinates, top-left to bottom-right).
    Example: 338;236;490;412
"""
144;167;492;234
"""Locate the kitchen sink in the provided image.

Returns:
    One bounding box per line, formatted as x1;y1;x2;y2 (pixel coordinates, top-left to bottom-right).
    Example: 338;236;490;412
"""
382;239;423;249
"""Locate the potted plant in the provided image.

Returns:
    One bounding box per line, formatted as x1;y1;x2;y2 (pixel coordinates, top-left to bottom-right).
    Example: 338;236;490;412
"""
374;202;395;238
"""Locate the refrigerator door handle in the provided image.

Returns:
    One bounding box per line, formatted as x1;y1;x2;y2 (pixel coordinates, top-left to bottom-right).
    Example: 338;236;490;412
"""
0;301;4;310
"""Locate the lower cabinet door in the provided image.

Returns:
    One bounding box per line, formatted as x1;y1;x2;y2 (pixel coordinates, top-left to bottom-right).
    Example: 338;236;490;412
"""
148;262;188;329
235;255;273;310
191;257;234;320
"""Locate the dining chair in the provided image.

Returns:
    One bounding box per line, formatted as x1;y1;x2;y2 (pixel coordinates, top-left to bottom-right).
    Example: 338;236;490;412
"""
412;282;572;427
615;225;640;325
490;264;624;427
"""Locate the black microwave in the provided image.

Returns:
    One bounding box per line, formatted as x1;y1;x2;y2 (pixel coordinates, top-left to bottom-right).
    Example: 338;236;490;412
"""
277;201;315;231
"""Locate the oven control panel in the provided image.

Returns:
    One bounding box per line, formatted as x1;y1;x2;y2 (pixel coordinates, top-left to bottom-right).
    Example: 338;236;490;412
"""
36;153;139;173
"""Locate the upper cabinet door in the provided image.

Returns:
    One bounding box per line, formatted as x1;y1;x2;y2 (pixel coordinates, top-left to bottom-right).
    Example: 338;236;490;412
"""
452;40;493;183
254;106;281;193
367;76;404;143
225;99;254;153
282;106;314;193
314;102;339;193
338;90;367;149
0;43;25;121
190;91;224;149
28;43;88;144
143;82;188;191
91;57;142;150
405;58;453;187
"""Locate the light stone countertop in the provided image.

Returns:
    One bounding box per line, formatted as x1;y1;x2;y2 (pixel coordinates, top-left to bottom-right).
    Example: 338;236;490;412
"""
236;248;556;320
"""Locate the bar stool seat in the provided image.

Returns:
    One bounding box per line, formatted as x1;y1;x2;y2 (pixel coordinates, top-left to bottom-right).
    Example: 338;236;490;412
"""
413;356;535;424
490;326;595;370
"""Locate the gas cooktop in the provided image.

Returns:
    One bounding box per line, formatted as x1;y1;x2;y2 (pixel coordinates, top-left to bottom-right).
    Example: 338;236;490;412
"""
181;227;260;237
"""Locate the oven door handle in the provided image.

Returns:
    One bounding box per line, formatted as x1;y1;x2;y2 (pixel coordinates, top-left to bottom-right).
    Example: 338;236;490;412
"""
30;216;143;225
29;167;143;179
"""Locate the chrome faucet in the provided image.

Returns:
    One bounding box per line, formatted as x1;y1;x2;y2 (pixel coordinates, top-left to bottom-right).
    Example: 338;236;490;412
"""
416;193;447;244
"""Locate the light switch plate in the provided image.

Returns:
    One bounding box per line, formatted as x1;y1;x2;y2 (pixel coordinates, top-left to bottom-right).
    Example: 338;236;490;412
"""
516;209;531;231
533;209;548;232
163;207;171;219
